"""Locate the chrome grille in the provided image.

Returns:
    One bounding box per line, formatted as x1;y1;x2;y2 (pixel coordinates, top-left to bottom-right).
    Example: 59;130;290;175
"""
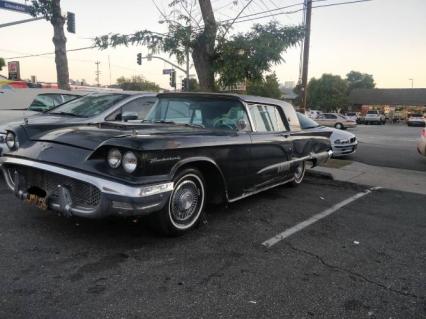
6;165;101;208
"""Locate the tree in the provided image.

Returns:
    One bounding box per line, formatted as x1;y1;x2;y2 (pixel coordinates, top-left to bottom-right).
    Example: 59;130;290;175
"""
94;0;304;91
0;57;5;71
29;0;70;90
307;74;348;112
116;76;160;92
182;78;200;91
346;71;375;92
246;72;281;98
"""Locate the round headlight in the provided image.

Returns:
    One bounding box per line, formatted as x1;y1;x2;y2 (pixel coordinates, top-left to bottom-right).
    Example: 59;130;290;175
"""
107;148;122;168
122;151;138;173
6;132;17;149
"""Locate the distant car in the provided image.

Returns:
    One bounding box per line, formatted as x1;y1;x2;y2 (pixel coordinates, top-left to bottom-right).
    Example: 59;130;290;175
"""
297;112;357;156
364;110;386;125
0;92;158;156
307;109;322;119
315;113;357;130
345;112;358;122
417;128;426;157
407;114;426;127
0;89;84;125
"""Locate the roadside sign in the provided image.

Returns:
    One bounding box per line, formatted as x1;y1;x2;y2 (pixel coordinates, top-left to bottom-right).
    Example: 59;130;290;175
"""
163;69;173;75
8;61;20;80
0;0;31;14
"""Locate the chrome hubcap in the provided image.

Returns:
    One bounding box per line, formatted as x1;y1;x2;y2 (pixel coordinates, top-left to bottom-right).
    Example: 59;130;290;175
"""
171;180;200;223
294;162;305;182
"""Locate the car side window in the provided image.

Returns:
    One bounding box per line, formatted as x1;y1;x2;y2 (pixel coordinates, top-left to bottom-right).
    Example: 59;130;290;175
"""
249;104;287;132
28;94;62;111
106;97;157;121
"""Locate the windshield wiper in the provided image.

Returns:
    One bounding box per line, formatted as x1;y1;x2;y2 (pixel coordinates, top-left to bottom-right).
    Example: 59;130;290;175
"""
49;112;87;118
184;123;205;128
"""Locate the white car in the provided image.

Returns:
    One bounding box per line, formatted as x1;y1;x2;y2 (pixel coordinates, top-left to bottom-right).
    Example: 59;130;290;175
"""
298;112;357;156
407;114;426;127
307;109;322;119
345;112;358;122
364;110;386;125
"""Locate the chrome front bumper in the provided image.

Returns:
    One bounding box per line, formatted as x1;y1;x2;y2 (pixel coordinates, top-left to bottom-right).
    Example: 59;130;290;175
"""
0;157;173;218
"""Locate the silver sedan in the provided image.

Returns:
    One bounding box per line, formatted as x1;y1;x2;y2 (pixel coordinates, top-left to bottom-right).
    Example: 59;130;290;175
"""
297;112;358;156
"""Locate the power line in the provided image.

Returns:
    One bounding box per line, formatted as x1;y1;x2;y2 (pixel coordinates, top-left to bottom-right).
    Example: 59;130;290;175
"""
4;46;95;60
229;0;373;24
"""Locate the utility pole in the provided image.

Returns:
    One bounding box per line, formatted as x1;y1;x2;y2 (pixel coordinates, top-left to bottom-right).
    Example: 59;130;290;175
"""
185;45;190;92
409;78;414;88
95;61;101;87
300;0;312;113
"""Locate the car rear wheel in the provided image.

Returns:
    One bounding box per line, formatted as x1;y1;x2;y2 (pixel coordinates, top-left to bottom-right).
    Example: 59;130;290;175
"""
335;123;343;130
289;161;306;187
150;168;206;236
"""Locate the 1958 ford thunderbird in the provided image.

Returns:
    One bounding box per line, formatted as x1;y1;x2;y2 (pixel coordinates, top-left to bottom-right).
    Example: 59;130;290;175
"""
0;93;332;235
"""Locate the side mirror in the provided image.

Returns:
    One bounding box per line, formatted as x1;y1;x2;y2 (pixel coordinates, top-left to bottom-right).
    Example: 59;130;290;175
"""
236;119;248;131
122;112;138;122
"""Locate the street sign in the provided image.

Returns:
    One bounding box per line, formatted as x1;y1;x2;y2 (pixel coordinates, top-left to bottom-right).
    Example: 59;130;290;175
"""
0;0;31;14
163;69;173;75
8;61;20;80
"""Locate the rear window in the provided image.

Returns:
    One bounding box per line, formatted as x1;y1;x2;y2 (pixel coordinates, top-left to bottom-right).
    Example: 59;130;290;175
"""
367;111;378;114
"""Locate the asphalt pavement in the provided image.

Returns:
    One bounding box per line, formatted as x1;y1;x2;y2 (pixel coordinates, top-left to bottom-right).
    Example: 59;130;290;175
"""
344;124;426;172
1;177;425;319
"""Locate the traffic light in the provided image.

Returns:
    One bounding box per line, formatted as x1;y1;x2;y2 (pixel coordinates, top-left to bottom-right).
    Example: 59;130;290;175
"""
169;70;176;88
137;53;142;65
67;12;75;34
181;78;187;91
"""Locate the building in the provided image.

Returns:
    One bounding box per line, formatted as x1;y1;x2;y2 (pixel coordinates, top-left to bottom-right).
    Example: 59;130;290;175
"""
349;88;426;119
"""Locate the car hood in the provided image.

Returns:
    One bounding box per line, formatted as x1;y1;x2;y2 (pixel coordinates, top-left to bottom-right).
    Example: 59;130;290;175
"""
2;113;90;130
19;123;219;151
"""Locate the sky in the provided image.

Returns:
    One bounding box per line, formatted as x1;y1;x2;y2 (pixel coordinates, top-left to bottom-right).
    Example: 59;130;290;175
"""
0;0;425;90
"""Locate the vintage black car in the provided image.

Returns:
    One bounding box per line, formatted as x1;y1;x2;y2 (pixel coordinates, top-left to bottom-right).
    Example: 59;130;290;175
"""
0;93;332;235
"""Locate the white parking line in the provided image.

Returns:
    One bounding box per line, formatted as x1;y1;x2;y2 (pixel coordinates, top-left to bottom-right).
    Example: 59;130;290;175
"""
262;187;382;248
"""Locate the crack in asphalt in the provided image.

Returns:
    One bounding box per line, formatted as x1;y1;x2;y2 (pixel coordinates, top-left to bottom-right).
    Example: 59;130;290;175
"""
286;243;422;300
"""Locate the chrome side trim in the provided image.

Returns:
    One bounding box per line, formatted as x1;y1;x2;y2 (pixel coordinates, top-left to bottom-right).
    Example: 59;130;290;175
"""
0;157;173;198
229;177;295;203
257;150;333;175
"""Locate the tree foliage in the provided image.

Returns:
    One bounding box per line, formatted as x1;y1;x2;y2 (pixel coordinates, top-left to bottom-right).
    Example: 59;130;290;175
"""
215;22;303;87
307;74;348;112
94;0;304;91
246;72;282;99
116;76;160;92
346;70;375;92
0;57;5;71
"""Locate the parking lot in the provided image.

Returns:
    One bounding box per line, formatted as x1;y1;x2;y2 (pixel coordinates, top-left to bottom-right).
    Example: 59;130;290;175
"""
1;173;425;318
346;124;426;171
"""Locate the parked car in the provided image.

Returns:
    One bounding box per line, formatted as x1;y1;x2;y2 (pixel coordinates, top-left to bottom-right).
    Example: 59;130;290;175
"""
363;110;386;125
345;112;358;122
297;112;357;156
0;92;158;155
407;114;426;127
306;109;322;119
0;93;332;235
315;113;357;130
0;89;85;125
417;128;426;157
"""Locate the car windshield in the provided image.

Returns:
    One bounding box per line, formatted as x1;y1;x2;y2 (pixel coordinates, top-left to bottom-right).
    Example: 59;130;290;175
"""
411;114;423;118
145;97;251;131
346;112;356;116
367;111;378;114
297;112;320;129
48;93;129;118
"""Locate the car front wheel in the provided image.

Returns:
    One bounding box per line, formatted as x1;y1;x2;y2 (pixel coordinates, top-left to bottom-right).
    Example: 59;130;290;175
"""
151;168;206;236
335;123;344;130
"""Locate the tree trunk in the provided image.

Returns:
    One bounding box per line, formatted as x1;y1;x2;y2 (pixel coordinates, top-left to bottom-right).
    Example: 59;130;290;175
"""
194;0;217;91
51;0;70;90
